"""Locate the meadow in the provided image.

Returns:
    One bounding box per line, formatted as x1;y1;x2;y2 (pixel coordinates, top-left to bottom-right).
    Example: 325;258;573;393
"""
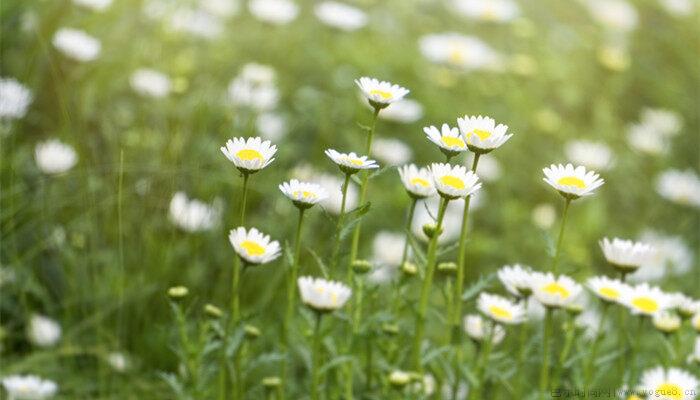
1;0;699;398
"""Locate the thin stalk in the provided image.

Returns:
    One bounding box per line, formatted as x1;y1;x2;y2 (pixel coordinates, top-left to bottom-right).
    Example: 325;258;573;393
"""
330;173;351;272
515;301;529;394
391;197;417;317
584;303;610;386
628;317;644;386
540;308;553;399
231;262;248;400
553;313;576;389
412;197;450;371
311;313;323;400
551;198;571;274
468;320;494;400
282;208;306;394
240;173;250;225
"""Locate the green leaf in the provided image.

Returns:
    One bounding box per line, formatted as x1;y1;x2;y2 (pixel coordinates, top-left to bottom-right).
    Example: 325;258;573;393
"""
356;122;372;132
307;248;329;278
320;354;355;374
339;202;371;240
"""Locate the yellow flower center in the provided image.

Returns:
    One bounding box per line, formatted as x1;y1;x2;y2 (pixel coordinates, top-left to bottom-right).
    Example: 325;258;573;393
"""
598;287;619;299
293;190;315;199
471;129;492;141
655;383;683;400
342;156;364;166
369;89;392;100
410;177;430;187
489;305;513;320
330;291;338;306
441;136;466;148
557;176;586;188
241;240;265;256
448;47;465;65
440;175;465;190
632;296;659;313
237;149;263;161
542;282;570;299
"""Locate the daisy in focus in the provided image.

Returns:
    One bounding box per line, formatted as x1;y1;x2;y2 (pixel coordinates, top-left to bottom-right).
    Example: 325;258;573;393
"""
221;137;277;173
355;77;409;110
586;276;628;303
542;163;604;200
1;375;58;400
429;163;481;199
497;264;536;298
297;276;352;312
279;179;328;209
531;273;583;308
228;227;281;265
620;283;674;316
325;149;379;175
424;124;467;159
463;314;506;344
636;367;698;400
398;164;436;199
477;292;526;324
457;115;513;154
599;237;655;274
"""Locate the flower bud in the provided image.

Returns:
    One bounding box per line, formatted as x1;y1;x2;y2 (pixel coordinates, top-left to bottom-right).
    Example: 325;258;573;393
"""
351;259;372;275
422;223;442;239
389;370;411;387
204;304;223;319
381;323;399;336
401;261;417;276
437;262;457;275
262;376;282;388
167;286;188;300
244;324;261;339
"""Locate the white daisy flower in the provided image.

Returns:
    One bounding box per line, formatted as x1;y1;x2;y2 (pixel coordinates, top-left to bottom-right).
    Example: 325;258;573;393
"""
34;139;78;175
424;124;467;158
620;283;674;316
130;69;172;98
586;276;629;303
228;227;281;265
452;0;519;22
659;0;694;16
220;137;277;173
457;115;513;154
378;98;423;123
477;292;526;324
564;140;614;171
398;164;436;199
169;192;222;232
73;0;112;11
653;312;682;334
575;309;608;340
27;315;61;347
637;367;698;400
0;77;32;120
228;63;279;111
52;28;101;62
640;107;682;137
200;0;239;18
355;77;409;109
585;0;638;32
297;276;351;312
463;314;506;344
691;337;700;363
497;264;535;297
629;231;693;283
429;163;481;199
656;169;700;208
531;273;583;308
371;138;412;166
278;179;328;209
599;237;655;272
672;293;700;318
106;352;130;372
531;203;556;229
542;163;604;199
1;375;57;400
372;231;405;268
249;0;299;25
316;173;357;215
627;122;668;156
325;149;378;174
693;314;700;333
418;32;502;71
314;1;367;31
256;112;287;141
169;7;224;39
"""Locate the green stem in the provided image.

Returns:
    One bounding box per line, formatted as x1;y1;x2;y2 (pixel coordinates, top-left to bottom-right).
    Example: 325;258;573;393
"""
540;308;553;399
391;198;417;318
628;317;643;386
553;313;576;389
283;208;306;393
468;320;494;400
515;317;528;394
412;197;450;371
240;173;250;225
330;173;351;272
311;313;323;400
584;303;609;386
551;198;571;274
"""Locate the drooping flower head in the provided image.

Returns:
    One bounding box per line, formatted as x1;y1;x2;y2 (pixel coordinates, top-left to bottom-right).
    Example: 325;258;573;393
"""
221;137;277;174
429;163;481;199
325;149;378;175
398;164;436;199
542;163;604;200
297;276;352;312
279;179;328;209
228;227;281;265
457;115;513;154
355;77;409;110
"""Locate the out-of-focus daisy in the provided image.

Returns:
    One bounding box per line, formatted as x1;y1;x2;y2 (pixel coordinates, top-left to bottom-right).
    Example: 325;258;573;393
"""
691;337;700;363
279;179;328;209
564;140;614;171
457;115;513;154
693;314;700;333
256;112;287;141
52;28;101;61
586;276;628;303
497;264;535;297
398;164;436;199
430;163;481;200
314;1;367;31
627;123;668;155
599;237;655;273
629;231;693;282
73;0;112;11
452;0;519;22
169;191;222;232
0;77;32;120
424;124;467;159
106;352;130;372
34;139;77;175
597;44;631;72
463;314;506;344
130;69;172;98
297;276;351;312
228;63;279;111
355;77;409;110
249;0;298;25
170;7;224;39
372;231;405;268
531;273;583;308
378;98;423;123
659;0;694;16
466;154;501;182
653;312;682;334
371;138;412;166
228;227;281;265
200;0;239;18
620;283;673;316
672;293;699;318
656;169;700;208
637;367;698;400
575;309;608;340
1;375;57;400
641;107;683;137
419;32;502;71
477;292;526;324
531;203;556;229
221;137;277;173
316;173;358;215
542;163;604;200
585;0;638;32
325;149;378;174
27;315;61;347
